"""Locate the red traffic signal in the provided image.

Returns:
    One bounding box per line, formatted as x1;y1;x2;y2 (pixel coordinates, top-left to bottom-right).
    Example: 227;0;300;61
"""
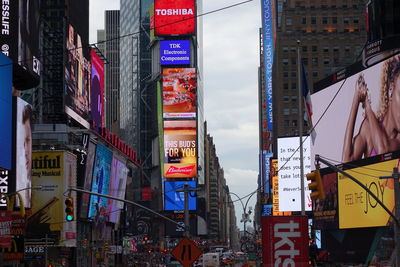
306;170;325;200
65;197;74;221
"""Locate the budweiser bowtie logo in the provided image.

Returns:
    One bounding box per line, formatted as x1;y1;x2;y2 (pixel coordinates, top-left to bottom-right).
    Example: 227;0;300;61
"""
166;165;195;175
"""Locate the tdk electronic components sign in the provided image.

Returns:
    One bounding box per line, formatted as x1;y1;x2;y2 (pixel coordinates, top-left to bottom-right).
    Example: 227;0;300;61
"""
160;40;190;65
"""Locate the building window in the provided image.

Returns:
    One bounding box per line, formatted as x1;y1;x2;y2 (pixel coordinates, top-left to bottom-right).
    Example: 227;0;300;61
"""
312;57;318;66
284;120;290;127
292;120;298;127
333;47;339;53
283;108;290;115
354;18;359;24
302;17;306;24
332;17;337;24
291;72;296;78
322;17;328;24
291;108;298;114
311;17;316;24
283;83;289;89
344;17;350;24
286;18;292;25
283;96;290;102
302;46;308;52
323;57;330;65
291;83;297;90
283;71;289;77
283;46;289;52
291;96;297;103
283;58;289;65
312;46;317;52
312;71;318;77
334;58;340;64
291;58;297;65
302;58;308;65
290;47;297;52
323;47;329;53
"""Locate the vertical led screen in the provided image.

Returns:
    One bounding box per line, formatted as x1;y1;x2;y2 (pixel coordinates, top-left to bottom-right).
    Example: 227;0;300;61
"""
311;53;400;164
15;98;33;208
163;68;196;119
65;24;91;129
88;144;112;218
164;180;196;210
107;157;128;223
30;151;77;247
79;141;96;218
164;120;197;178
154;0;196;36
90;49;104;131
338;159;396;229
0;54;12;170
277;136;312;212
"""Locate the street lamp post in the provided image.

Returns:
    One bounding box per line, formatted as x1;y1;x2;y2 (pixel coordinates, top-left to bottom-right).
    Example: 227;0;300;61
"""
229;191;257;238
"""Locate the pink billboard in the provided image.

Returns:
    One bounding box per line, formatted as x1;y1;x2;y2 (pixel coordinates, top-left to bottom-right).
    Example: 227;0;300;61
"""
107;157;128;223
90;49;105;130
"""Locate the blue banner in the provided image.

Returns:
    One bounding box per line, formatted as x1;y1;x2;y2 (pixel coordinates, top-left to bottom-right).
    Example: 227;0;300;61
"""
263;151;273;194
164;180;196;211
160;40;190;65
261;0;274;131
0;53;12;169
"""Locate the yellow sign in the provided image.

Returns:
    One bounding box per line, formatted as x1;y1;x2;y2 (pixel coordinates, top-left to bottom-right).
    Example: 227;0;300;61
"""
272;159;292;216
338;159;396;229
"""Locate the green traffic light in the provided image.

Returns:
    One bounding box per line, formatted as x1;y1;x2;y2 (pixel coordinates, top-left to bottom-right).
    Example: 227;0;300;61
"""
66;215;74;221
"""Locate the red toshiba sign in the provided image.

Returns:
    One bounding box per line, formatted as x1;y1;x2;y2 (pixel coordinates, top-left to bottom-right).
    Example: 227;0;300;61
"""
154;0;196;36
262;216;309;267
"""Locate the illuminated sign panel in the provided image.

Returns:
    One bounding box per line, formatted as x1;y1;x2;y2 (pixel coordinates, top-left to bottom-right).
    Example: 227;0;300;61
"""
338;159;396;229
164;180;196;210
164;120;197;178
90;49;105;130
154;0;196;36
163;68;196;119
160;40;190;65
277;136;312;212
311;53;400;164
0;54;12;170
64;24;91;129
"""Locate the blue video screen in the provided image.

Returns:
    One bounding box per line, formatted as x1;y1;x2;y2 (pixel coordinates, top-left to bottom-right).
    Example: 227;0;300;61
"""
164;180;196;211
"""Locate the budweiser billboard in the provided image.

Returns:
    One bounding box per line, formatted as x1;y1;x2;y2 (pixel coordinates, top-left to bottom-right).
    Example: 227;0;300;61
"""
262;216;309;266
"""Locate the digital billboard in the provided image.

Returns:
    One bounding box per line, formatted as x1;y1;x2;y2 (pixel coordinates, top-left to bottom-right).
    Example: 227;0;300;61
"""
277;136;312;212
271;159;292;216
90;49;104;131
164;180;196;210
79;140;96;218
164;120;197;178
0;53;12;170
30;151;77;247
64;24;91;129
338;159;396;229
154;0;196;36
88;144;112;218
15;98;33;208
107;157;128;223
313;171;338;229
163;68;196;118
160;40;190;65
311;53;400;164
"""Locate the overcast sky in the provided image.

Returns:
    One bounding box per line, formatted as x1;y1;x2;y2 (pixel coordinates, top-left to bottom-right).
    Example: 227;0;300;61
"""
89;0;261;230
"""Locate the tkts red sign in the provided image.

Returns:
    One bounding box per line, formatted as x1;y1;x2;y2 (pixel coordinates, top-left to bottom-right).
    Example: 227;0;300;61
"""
154;0;196;36
262;216;309;267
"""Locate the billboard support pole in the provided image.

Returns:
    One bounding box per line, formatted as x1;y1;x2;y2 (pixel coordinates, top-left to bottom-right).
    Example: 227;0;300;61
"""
177;184;201;237
297;40;305;215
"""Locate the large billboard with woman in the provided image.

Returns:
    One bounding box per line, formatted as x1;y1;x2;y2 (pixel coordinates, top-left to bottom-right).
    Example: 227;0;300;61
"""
311;53;400;164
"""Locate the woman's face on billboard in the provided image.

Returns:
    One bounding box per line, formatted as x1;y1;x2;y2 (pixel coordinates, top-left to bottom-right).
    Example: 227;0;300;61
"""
24;119;32;172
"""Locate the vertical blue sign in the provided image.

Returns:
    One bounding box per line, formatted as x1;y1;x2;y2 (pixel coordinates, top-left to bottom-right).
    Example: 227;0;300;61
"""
261;0;274;131
0;53;12;169
263;151;273;194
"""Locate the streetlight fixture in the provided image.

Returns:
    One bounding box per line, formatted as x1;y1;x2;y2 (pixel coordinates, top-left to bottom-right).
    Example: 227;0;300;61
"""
229;191;257;238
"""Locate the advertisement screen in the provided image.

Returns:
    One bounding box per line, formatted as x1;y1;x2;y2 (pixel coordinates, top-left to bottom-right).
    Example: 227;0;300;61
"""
64;24;91;129
338;159;396;229
15;98;33;208
262;216;309;266
163;68;196;119
160;40;190;65
271;159;292;216
90;49;104;130
311;53;400;164
164;180;196;210
314;171;338;229
164;120;197;178
88;144;113;218
0;54;12;170
154;0;196;36
277;136;312;212
107;157;128;223
79;141;96;218
30;151;77;247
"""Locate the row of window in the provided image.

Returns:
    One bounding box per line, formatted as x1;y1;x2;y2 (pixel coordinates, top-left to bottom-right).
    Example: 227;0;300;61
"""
282;45;360;53
282;57;338;66
290;16;360;25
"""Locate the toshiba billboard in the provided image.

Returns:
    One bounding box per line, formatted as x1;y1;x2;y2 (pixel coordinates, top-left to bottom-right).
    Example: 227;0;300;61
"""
154;0;196;36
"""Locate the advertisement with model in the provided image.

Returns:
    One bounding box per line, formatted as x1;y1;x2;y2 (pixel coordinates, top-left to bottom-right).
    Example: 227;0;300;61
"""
154;0;196;36
90;49;105;130
107;157;128;224
64;24;91;129
88;143;113;218
164;120;197;178
29;151;77;247
311;53;400;165
163;68;196;119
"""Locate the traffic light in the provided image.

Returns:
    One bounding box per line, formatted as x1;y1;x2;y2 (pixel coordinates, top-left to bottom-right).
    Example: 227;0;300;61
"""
65;197;74;221
306;170;325;200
